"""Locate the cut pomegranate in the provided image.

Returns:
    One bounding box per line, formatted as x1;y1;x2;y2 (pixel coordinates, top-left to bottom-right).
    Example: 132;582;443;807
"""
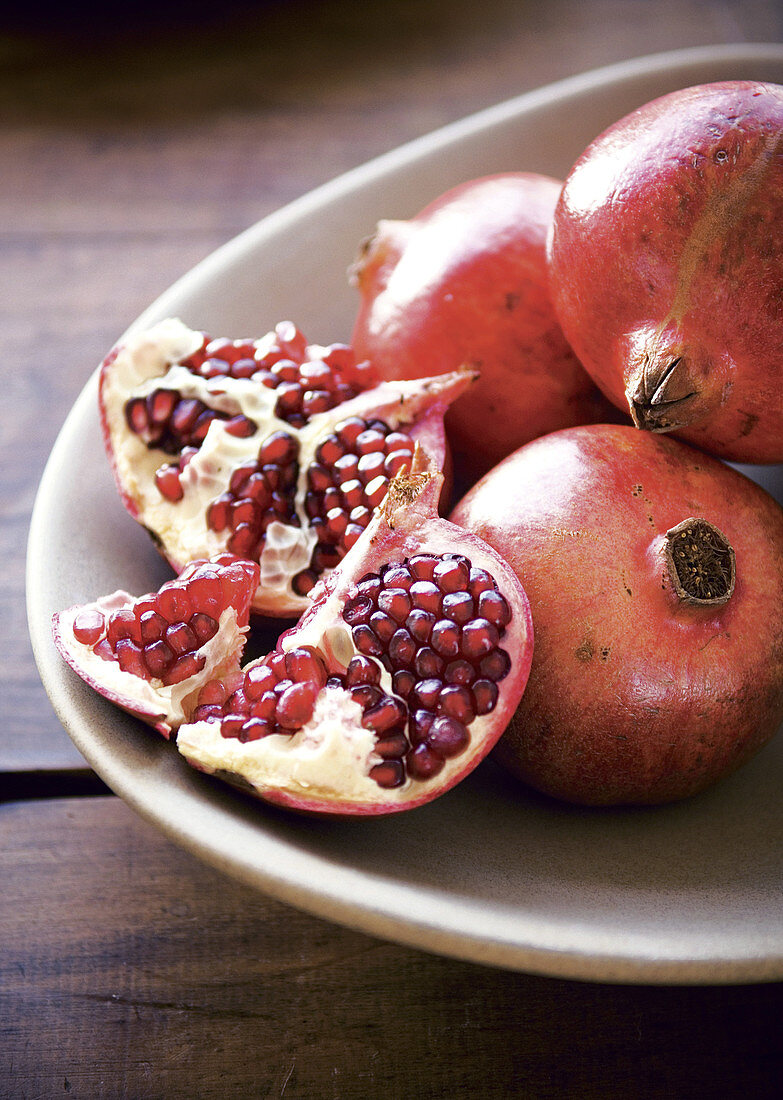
99;318;473;616
54;460;533;815
53;555;259;738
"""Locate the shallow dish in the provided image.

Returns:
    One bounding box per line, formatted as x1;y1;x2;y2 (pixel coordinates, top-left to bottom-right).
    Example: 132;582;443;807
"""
28;44;783;983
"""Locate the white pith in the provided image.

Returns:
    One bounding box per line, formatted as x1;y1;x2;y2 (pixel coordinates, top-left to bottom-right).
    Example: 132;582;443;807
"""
57;594;247;734
103;319;462;615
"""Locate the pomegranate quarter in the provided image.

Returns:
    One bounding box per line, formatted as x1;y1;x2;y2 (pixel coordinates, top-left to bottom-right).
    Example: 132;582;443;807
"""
99;318;473;617
549;80;783;463
451;424;783;806
55;462;533;816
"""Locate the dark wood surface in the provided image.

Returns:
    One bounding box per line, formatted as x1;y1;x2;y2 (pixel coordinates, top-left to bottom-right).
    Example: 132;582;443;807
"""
4;2;783;1096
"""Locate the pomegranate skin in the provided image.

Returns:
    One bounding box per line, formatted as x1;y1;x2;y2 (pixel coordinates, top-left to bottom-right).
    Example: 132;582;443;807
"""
549;81;783;463
451;424;783;805
351;173;619;485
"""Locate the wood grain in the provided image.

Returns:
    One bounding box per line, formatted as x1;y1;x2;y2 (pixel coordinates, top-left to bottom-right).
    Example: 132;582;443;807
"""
1;796;782;1099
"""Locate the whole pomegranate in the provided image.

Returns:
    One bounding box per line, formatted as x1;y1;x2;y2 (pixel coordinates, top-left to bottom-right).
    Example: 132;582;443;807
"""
100;318;472;617
451;424;783;805
549;80;783;463
350;173;618;485
55;459;534;816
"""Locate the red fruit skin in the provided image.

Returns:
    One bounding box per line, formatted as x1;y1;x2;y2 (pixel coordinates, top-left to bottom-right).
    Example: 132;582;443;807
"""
549;81;783;463
351;173;620;485
451;424;783;805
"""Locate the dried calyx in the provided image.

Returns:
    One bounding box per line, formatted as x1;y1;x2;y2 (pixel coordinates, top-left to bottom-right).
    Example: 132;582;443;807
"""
663;517;735;606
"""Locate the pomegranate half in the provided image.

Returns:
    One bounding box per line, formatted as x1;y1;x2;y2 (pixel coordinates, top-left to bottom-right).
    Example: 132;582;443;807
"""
54;462;533;815
350;173;619;485
99;318;472;617
451;424;783;806
548;80;783;463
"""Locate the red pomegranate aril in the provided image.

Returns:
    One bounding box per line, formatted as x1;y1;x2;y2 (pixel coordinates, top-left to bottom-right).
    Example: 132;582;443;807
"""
444;659;475;686
410;581;442;614
468;568;496;599
478;648;511;682
165;652;207;685
384;450;413;477
426;716;469;758
374;732;409;759
228;524;257;556
308;463;333;492
409;554;438;581
407;609;435;643
221;714;246;739
477;590;511;628
388;628;417;668
433;558;470;593
190;613;219;644
350;684;383;709
365;477;389;509
339;479;365;509
407;742;444;779
165;621;198;656
116;638;145;677
72;607;105;646
409;708;435;745
357;453;386;482
325;508;349;540
125;398;149;434
335;417;366;447
357;576;382;602
227;687;248;713
229;464;255;494
157;586;192;624
144;640;174;678
352;624;383;658
231;499;260;528
251;693;277;721
199;679;229;706
369;611;397;644
414;647;444;679
334;454;360;482
285;647;327;688
472;678;499;715
413;678;442;709
343;524;365;550
155;464;184;502
225;415;257;438
243;475;272;508
378;587;412;622
107;609;141;648
362;695;408;733
349;506;372;528
382;565;413;590
437;685;475;724
238;718;272;742
392;669;416;698
193;703;223;723
343;593;374;626
369;760;406;788
442;591;474;623
277;681;319;729
207;495;232;531
460;619;500;660
355;428;387;455
317;435;345;465
245;663;278;698
430;619;461;658
345;655;381;686
258;431;298;466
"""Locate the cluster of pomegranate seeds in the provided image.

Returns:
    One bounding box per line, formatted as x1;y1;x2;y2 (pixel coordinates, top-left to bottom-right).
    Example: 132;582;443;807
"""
292;417;417;597
70;557;256;687
206;431;300;557
179;321;374;428
125;389;256;456
204;552;511;791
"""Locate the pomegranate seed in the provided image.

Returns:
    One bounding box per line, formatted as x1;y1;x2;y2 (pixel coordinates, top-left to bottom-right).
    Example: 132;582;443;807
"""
292;570;317;597
407;742;444;779
444;659;475;686
335;417;366;447
343;523;364;549
154;464;183;501
407;609;435;643
414;647;443;679
192;703;223;722
285;647;327;688
409;709;435;745
384;450;412;476
157;585;193;624
250;693;277;720
472;678;499;715
426;716;469;759
410;581;442;614
374;732;410;759
125;398;149;434
369;760;406;788
460;619;500;660
409;554;438;581
478;648;511;682
207;494;232;531
378;588;412;622
355;428;387;455
72;607;105;645
442;591;474;624
362;695;407;733
388;628;416;667
308;463;333;492
93;638;114;662
364;477;389;509
107;609;141;648
357;453;385;482
430;619;461;659
224;415;257;437
221;714;246;739
276;681;319;730
433;558;470;593
345;656;382;686
199;679;229;705
316;435;345;465
413;679;442;709
143;640;174;678
343;593;374;626
139;609;167;644
469;568;496;598
239;719;272;742
369;611;396;644
350;684;383;709
392;669;416;698
477;589;511;629
165;621;198;656
190;613;219;643
437;685;475;724
116;638;145;676
382;565;413;590
164;652;206;685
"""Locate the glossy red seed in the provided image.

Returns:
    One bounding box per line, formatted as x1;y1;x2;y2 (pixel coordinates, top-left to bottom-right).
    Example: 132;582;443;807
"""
116;638;146;677
258;431;298;465
409;554;438;581
442;591;474;624
409;581;441;614
357;453;385;483
478;648;511;682
276;681;319;730
391;669;416;699
285;647;327;688
364;476;389;509
220;714;246;739
374;733;409;760
225;415;257;438
369;760;406;788
191;613;219;644
154;464;183;501
72;607;105;646
343;593;374;626
414;647;443;679
369;611;396;644
409;709;435;745
460;619;500;660
433;558;470;593
143;639;174;678
157;585;192;624
382;566;413;591
316;435;345;465
165;621;197;656
413;678;442;709
472;678;499;715
406;609;435;643
164;652;206;685
350;684;383;709
430;620;461;658
207;494;232;531
406;742;444;780
335;417;367;447
468;568;496;598
384;450;413;477
378;587;411;622
107;609;140;648
250;693;277;720
239;718;272;742
198;679;229;706
426;716;469;759
362;695;408;732
437;685;475;724
477;589;511;629
444;659;475;686
388;628;416;667
345;656;381;686
139;609;166;644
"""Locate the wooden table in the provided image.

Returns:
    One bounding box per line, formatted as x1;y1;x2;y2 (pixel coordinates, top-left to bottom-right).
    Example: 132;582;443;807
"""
4;3;783;1095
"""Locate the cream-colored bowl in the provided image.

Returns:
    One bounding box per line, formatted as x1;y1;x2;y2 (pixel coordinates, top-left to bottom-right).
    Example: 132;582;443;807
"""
28;44;783;983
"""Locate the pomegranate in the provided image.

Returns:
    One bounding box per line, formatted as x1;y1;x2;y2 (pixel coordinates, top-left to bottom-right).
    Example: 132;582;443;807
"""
451;424;783;805
54;461;533;815
53;554;259;739
99;318;472;617
548;80;783;463
350;173;620;485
